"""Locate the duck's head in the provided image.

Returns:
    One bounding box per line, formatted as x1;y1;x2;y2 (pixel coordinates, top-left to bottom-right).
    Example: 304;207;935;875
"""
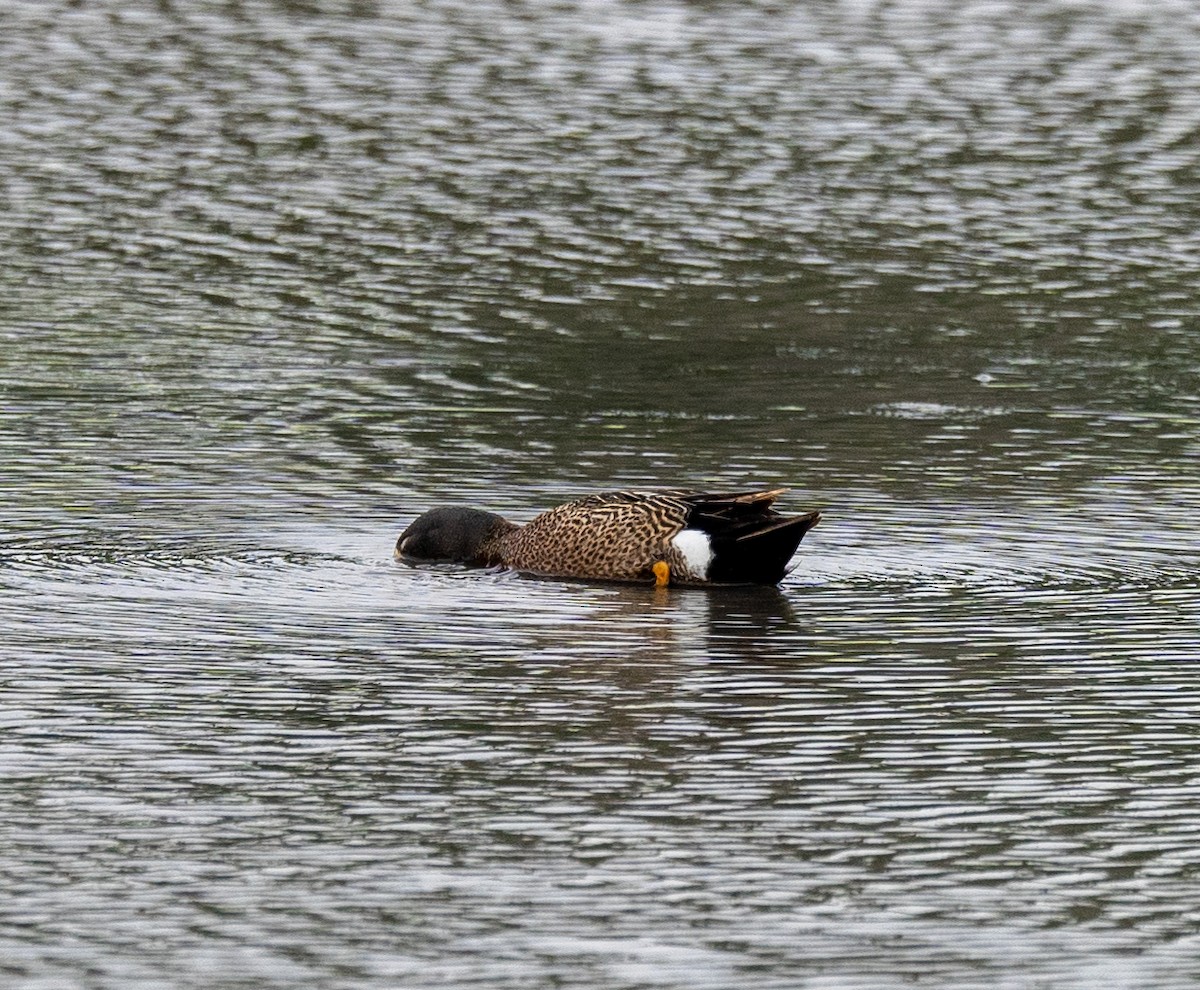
395;507;513;565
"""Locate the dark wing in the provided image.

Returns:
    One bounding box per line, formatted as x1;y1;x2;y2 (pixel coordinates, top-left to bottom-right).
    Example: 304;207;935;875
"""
680;489;789;537
680;489;820;585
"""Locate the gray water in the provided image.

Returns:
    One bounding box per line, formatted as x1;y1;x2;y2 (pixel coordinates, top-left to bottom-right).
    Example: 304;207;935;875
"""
4;0;1200;987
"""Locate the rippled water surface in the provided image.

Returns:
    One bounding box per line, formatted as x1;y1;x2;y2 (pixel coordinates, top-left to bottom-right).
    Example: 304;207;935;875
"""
4;1;1200;987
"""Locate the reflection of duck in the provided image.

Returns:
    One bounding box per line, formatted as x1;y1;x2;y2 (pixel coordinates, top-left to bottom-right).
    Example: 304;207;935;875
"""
395;488;821;587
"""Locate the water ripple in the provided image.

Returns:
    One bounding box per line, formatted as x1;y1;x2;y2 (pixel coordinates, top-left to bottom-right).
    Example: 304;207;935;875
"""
5;0;1200;987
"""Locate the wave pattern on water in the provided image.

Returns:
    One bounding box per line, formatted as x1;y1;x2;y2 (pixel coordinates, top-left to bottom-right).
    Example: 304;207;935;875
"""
4;521;1200;989
4;0;1200;988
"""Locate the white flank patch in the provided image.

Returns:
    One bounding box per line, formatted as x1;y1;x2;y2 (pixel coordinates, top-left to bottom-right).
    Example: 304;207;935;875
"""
671;528;714;579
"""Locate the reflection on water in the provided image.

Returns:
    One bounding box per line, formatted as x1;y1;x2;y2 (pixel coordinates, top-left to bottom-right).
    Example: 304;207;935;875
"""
3;0;1200;987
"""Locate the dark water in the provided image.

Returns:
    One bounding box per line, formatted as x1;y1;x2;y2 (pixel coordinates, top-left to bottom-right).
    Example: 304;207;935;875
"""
4;1;1200;987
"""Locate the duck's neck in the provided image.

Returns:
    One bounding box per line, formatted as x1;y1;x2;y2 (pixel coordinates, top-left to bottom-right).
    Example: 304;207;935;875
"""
475;518;521;566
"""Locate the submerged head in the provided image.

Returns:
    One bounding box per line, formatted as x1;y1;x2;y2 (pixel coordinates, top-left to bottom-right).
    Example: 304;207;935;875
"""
395;506;513;565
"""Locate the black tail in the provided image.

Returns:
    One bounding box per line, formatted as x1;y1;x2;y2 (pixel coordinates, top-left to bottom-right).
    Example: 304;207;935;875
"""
706;510;822;585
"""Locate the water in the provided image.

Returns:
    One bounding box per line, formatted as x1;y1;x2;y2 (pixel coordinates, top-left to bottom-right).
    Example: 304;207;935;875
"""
3;0;1200;986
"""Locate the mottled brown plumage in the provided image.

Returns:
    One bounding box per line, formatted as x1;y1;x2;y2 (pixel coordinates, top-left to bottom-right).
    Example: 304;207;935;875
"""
396;488;821;586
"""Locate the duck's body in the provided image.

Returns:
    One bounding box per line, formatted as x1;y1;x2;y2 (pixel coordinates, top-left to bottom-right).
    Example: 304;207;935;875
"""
395;488;821;587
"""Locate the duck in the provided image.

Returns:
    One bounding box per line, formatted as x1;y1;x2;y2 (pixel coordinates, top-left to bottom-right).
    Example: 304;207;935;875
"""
395;488;821;587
